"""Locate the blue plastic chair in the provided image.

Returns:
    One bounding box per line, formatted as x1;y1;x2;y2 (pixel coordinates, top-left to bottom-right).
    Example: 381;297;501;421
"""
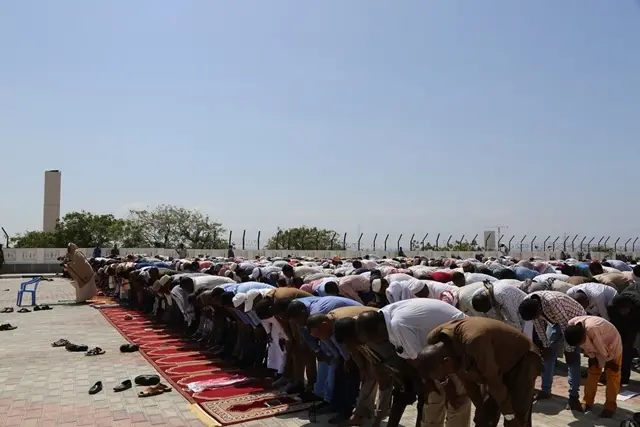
16;277;41;306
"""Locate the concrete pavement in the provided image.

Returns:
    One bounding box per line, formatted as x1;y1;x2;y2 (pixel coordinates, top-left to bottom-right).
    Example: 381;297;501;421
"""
0;277;638;427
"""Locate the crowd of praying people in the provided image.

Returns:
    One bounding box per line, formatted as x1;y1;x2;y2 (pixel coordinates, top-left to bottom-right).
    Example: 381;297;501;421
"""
83;248;640;427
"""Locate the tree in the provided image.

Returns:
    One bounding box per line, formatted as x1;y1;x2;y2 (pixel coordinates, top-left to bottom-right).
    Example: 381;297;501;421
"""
265;226;339;250
10;205;226;249
126;205;226;249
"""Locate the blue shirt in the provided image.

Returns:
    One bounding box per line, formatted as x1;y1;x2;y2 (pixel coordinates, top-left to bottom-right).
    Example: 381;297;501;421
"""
296;296;362;315
235;282;275;294
510;267;539;281
222;284;239;293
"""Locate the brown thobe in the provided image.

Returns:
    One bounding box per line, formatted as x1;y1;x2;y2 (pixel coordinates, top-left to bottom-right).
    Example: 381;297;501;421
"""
565;276;589;286
427;317;541;427
594;273;632;292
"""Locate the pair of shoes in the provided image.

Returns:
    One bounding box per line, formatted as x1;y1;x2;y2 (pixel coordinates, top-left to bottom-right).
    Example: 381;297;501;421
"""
120;344;139;353
33;305;52;311
17;308;30;313
85;347;106;356
0;323;17;331
89;380;133;395
0;307;14;313
65;343;89;352
138;383;171;398
51;338;70;347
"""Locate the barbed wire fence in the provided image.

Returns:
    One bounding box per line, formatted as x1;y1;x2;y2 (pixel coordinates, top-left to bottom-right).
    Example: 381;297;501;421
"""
224;230;640;254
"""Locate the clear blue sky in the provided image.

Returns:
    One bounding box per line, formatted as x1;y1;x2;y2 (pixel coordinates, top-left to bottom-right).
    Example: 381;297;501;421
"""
1;0;639;247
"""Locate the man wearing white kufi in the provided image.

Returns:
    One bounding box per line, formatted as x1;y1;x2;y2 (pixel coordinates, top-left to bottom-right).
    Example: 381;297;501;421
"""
245;288;287;374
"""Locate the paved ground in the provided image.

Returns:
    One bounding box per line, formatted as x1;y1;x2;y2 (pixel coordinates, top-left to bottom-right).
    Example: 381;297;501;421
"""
0;276;638;427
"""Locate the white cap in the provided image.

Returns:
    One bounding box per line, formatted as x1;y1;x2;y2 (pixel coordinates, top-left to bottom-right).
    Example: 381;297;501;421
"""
371;278;383;293
229;262;238;271
245;289;264;312
232;293;247;308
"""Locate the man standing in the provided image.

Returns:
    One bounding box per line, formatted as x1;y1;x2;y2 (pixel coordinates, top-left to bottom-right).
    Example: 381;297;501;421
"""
417;317;541;427
518;291;586;410
607;283;640;385
565;316;623;418
356;299;470;427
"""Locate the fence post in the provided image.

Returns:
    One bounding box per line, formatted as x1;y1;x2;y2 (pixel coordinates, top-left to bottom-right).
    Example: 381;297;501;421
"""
228;230;233;248
421;233;428;250
614;237;620;252
446;235;452;249
409;233;415;251
213;230;218;249
570;234;577;252
587;237;594;253
542;236;550;251
597;236;604;248
384;234;389;251
508;236;515;252
397;234;403;251
519;235;527;252
624;238;631;252
330;232;337;250
342;233;347;250
604;236;610;249
257;231;261;250
531;236;536;251
372;233;378;251
287;232;292;250
460;235;465;249
357;233;363;251
471;234;478;248
242;230;246;250
562;236;569;251
634;237;638;252
484;233;491;249
552;236;559;251
435;233;440;250
497;234;504;250
579;236;586;252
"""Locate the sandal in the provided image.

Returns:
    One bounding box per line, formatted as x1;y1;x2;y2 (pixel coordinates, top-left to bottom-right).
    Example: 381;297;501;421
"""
17;308;31;313
65;343;89;352
52;338;70;347
120;344;139;353
138;383;171;397
41;305;53;310
1;307;14;313
0;323;17;331
85;347;105;356
33;305;42;311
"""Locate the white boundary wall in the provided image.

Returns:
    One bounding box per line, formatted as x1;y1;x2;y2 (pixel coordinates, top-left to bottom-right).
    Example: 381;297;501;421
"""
2;247;628;264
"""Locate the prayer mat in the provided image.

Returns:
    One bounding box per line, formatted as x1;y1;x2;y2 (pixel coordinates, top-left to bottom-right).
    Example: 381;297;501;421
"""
199;391;311;425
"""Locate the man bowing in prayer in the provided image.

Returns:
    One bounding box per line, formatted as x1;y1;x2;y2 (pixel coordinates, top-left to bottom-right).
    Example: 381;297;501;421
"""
417;317;541;427
65;243;98;302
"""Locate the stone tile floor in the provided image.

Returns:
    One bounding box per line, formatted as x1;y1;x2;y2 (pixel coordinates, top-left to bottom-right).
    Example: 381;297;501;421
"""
0;276;639;427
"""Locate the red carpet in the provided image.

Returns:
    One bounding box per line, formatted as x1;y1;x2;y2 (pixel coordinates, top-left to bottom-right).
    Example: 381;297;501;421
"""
100;306;310;425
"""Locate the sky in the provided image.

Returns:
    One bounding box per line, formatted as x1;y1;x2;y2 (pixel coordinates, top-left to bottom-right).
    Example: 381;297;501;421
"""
1;0;640;248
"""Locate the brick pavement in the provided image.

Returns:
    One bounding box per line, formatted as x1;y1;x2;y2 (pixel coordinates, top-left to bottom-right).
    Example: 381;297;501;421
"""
0;277;639;427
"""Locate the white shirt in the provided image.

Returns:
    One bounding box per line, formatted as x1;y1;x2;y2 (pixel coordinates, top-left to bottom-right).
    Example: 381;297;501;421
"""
534;273;570;283
565;282;618;321
464;273;497;285
381;299;465;360
472;281;528;331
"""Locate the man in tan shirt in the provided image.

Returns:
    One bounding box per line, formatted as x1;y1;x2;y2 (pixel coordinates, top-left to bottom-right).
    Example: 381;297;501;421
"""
417;317;541;427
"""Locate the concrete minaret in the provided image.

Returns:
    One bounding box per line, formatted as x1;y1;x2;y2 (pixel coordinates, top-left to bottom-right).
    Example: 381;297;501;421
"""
43;170;61;232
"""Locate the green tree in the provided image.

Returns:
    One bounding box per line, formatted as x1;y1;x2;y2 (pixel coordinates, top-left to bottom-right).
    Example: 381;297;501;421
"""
126;205;226;249
12;211;129;248
265;226;339;250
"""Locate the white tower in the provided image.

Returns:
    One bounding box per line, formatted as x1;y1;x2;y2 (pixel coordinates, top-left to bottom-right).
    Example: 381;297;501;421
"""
43;170;61;232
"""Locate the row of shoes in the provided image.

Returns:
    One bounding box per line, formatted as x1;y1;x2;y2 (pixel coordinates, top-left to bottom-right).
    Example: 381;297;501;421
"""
89;375;171;397
1;305;53;313
51;339;105;356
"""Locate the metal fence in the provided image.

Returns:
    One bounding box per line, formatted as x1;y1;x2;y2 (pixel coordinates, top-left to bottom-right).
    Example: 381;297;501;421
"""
224;230;640;254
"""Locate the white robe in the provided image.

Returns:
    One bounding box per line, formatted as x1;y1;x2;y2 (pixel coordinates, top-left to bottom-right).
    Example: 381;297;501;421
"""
261;317;286;373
